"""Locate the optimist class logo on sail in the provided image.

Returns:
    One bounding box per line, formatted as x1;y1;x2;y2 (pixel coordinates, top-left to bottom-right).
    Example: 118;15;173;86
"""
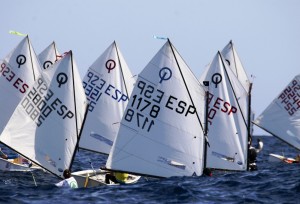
123;67;196;132
206;72;238;125
20;75;74;127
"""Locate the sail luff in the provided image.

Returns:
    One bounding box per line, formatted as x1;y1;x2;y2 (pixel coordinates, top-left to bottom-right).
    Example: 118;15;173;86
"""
114;41;129;98
53;41;58;60
27;36;36;81
229;40;239;79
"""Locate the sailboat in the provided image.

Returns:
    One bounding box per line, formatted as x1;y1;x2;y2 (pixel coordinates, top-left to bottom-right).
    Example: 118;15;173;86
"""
0;35;42;171
254;74;300;162
105;39;206;178
71;41;139;187
0;51;88;179
221;40;252;93
38;41;60;70
199;51;249;171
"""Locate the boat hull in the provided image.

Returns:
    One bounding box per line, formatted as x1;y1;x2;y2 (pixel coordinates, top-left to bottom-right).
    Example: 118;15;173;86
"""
72;169;140;188
0;158;41;171
268;153;295;163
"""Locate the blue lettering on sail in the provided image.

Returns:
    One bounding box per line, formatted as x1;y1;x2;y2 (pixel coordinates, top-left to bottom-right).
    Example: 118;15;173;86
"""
20;77;74;127
83;70;128;112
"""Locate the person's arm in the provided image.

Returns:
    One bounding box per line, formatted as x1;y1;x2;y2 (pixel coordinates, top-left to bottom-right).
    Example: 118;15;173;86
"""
55;179;66;187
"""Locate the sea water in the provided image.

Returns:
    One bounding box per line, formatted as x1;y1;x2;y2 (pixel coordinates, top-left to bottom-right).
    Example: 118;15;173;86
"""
0;136;299;204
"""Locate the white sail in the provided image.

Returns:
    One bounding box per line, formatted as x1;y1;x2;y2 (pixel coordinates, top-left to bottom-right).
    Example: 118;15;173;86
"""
38;41;60;70
0;51;88;178
199;52;249;171
254;75;300;150
106;40;205;178
0;36;41;134
221;40;251;93
79;41;135;154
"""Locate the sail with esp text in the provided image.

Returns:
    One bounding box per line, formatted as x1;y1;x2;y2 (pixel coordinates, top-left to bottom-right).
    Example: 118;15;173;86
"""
106;39;206;178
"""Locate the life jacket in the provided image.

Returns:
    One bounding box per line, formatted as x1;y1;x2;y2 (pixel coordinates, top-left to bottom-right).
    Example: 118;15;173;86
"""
66;177;78;188
115;172;129;184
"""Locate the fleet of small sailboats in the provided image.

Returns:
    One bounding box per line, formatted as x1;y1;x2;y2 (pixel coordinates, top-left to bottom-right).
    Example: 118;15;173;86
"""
0;34;296;187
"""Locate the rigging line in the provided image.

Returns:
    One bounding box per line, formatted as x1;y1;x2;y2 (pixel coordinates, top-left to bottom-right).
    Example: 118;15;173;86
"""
27;36;36;81
114;41;130;98
29;169;37;187
218;51;248;127
167;39;204;131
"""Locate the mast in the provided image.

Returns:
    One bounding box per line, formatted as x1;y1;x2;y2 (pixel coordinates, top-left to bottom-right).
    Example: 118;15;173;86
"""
203;81;210;170
246;83;253;170
68;50;79;171
70;104;89;171
27;35;36;81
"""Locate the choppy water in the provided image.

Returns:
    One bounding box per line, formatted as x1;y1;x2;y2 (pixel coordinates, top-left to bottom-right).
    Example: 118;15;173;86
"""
0;136;299;204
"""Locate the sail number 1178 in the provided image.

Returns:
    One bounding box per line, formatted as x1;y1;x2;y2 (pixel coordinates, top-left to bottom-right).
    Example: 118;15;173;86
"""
124;95;160;132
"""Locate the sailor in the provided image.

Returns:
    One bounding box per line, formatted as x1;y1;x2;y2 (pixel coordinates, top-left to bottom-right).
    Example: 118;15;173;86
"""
55;169;78;189
203;168;212;177
248;138;263;171
105;171;129;184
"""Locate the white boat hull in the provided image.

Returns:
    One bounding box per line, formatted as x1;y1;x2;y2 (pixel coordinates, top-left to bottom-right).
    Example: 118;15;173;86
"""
72;169;140;188
0;158;41;171
268;153;295;163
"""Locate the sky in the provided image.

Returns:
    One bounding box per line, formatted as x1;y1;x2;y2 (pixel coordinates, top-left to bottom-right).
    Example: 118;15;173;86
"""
1;0;300;136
